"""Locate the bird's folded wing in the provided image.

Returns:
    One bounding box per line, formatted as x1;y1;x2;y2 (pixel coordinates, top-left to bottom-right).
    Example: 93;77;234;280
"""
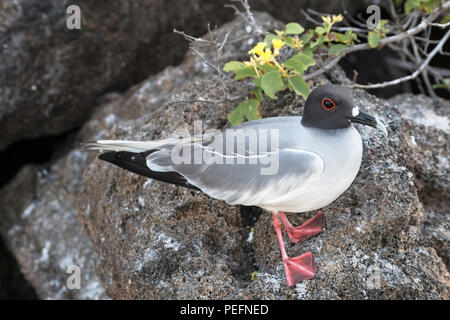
146;141;324;207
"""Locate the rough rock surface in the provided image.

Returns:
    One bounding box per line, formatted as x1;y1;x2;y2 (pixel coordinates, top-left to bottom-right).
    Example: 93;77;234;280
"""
0;155;108;299
0;0;235;150
1;13;448;299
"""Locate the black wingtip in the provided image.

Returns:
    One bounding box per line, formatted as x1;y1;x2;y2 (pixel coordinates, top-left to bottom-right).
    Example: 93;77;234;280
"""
97;150;201;191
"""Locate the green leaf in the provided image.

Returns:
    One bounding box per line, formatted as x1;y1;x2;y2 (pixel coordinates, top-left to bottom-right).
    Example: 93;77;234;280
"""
227;99;261;126
261;71;285;99
331;32;345;43
227;102;246;126
441;14;450;24
377;19;390;36
301;31;315;45
285;36;295;48
404;0;420;14
368;31;380;48
288;76;310;100
245;99;261;121
310;36;325;49
294;53;316;68
285;22;305;35
234;66;257;80
250;87;264;101
315;26;326;35
332;30;357;45
260;63;278;73
285;57;305;75
329;44;346;56
223;61;246;72
302;48;314;57
345;30;358;43
431;78;450;89
419;0;439;13
264;34;279;46
253;77;262;87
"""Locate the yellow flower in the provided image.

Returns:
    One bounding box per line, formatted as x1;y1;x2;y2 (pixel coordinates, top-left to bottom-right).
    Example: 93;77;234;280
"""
244;56;260;77
332;14;343;23
248;42;266;56
261;48;273;63
292;37;303;50
321;15;332;25
244;56;257;67
272;38;285;50
275;29;284;37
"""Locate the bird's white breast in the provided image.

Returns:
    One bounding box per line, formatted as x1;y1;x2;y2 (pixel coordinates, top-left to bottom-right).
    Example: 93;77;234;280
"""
260;126;363;212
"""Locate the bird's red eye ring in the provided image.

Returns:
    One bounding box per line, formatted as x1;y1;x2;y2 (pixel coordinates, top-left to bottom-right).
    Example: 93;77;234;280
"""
321;98;336;111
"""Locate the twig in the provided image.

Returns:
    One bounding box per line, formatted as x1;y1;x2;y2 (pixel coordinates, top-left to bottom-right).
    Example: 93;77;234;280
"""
413;35;440;44
173;28;233;82
352;29;450;89
303;1;450;81
301;9;368;34
341;1;367;28
402;11;418;30
422;19;450;28
387;58;450;77
409;37;427;95
166;95;243;107
388;0;400;24
225;0;268;35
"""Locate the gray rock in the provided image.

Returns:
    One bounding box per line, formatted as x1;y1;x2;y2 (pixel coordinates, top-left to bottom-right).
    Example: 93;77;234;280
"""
0;0;236;150
1;12;448;299
0;160;107;299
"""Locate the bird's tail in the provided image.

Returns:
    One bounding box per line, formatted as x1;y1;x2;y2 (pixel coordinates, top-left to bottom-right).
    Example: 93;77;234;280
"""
82;137;201;153
88;150;201;191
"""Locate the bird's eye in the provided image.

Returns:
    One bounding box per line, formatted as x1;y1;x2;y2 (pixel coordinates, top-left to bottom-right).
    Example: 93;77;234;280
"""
321;98;336;111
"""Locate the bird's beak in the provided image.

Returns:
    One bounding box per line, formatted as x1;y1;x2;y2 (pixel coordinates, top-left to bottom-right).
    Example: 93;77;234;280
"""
349;110;388;137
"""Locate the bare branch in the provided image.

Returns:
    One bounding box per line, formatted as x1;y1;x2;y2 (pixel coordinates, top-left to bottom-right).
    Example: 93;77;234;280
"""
303;1;450;81
387;58;450;77
225;0;268;35
352;29;450;89
173;28;211;46
413;35;440;44
173;28;233;82
422;18;450;28
388;0;400;23
301;9;368;34
341;1;367;28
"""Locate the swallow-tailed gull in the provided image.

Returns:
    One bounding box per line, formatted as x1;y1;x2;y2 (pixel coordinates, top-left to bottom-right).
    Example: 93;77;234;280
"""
84;84;387;286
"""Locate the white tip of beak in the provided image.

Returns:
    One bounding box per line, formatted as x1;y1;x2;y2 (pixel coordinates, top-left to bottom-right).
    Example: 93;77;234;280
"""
376;118;388;137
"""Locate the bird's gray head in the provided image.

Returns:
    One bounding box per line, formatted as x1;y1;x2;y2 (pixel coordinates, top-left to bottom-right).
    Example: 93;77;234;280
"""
301;84;387;136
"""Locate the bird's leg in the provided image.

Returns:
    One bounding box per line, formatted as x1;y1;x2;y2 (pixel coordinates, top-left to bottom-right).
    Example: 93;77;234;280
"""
279;211;325;244
273;212;316;286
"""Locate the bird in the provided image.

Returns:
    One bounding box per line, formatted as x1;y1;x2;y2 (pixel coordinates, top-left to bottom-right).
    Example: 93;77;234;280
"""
84;84;387;286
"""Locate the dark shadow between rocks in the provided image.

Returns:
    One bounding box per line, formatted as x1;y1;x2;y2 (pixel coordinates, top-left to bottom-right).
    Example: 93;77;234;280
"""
0;235;38;300
230;206;264;286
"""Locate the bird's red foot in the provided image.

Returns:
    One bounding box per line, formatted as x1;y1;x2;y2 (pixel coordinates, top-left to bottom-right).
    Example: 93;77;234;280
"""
283;252;316;286
279;211;325;244
273;213;317;286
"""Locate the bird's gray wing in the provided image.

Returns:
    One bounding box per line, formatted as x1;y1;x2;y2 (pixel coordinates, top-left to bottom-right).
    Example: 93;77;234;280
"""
145;119;324;207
